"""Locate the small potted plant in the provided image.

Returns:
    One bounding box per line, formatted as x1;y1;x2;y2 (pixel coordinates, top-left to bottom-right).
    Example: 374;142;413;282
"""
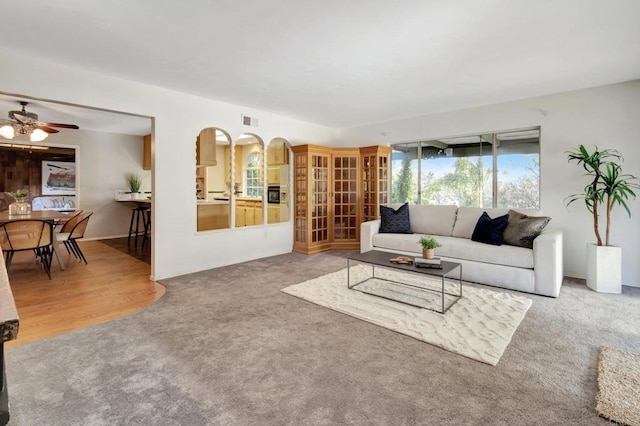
125;173;143;199
418;236;441;259
5;189;31;215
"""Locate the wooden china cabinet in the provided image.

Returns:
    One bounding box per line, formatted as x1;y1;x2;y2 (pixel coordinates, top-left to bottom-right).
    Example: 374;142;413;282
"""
292;144;390;254
360;145;391;222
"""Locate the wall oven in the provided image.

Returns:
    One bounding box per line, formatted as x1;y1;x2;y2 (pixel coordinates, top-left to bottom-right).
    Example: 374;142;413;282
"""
267;186;280;204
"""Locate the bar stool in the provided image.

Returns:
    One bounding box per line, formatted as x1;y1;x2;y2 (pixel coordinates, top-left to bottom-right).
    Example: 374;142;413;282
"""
141;208;151;249
128;206;148;246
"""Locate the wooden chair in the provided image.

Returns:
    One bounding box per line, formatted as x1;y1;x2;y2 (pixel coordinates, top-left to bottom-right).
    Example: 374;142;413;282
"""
55;211;93;264
0;220;55;279
54;209;83;230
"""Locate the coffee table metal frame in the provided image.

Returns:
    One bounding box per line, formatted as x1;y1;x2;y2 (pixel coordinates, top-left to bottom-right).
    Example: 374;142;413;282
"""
347;250;462;314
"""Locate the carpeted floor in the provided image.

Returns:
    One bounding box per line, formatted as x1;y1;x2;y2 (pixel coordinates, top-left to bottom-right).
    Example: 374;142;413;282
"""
5;250;640;425
596;346;640;425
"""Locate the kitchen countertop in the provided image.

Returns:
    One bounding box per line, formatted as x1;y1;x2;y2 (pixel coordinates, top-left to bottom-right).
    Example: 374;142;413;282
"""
197;200;229;205
197;197;263;205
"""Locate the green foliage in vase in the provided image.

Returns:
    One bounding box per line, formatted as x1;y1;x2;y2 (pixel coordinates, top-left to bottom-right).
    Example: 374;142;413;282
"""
125;174;143;193
418;236;441;250
5;189;29;201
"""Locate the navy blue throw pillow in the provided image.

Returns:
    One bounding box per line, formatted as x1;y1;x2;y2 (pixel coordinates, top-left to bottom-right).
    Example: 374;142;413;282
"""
379;203;413;234
471;212;509;245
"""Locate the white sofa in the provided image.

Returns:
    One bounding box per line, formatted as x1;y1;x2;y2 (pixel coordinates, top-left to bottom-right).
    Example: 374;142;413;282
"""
361;204;563;297
32;196;76;211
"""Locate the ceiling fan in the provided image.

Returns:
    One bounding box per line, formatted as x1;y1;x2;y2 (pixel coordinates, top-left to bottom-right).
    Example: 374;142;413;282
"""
0;101;79;142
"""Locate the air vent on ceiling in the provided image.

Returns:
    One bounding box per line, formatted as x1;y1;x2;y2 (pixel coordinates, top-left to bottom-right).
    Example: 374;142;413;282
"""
241;114;259;127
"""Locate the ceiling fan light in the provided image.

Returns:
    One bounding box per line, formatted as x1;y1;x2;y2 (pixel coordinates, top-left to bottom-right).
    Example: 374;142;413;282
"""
30;128;48;142
0;125;15;139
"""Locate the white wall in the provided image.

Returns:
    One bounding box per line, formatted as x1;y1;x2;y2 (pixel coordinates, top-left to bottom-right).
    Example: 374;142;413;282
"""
40;130;151;239
341;80;640;287
0;49;339;280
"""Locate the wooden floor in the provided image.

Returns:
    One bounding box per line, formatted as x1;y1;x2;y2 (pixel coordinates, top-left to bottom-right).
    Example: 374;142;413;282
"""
5;239;165;348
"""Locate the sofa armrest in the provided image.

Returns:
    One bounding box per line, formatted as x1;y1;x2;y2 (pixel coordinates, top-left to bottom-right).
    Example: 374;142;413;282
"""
533;229;563;297
360;219;381;253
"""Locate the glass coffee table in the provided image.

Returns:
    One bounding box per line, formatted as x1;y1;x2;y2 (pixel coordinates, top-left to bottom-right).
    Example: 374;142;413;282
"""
347;250;462;314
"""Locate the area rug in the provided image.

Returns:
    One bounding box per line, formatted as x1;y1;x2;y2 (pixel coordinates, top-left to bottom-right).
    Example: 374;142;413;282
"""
596;346;640;426
281;265;532;366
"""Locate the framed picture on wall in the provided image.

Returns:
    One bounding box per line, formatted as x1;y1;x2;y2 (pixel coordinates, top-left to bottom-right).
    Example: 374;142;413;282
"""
42;161;76;195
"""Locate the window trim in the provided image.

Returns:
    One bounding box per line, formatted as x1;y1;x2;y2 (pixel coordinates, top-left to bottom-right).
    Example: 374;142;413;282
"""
390;126;541;209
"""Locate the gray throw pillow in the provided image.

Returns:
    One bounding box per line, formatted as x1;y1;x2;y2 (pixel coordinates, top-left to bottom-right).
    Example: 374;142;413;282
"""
503;209;551;249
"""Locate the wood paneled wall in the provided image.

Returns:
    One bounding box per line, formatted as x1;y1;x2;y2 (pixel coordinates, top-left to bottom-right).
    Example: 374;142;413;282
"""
0;147;74;210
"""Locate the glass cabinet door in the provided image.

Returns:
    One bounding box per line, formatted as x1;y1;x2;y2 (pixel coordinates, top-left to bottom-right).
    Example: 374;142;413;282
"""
311;153;330;244
332;153;358;242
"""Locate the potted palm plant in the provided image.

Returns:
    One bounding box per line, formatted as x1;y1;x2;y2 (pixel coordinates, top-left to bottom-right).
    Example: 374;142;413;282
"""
566;145;639;293
418;236;441;259
125;173;143;199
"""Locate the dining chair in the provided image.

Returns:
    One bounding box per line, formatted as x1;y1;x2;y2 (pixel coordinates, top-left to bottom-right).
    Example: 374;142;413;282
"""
0;219;55;279
54;209;83;230
55;211;93;264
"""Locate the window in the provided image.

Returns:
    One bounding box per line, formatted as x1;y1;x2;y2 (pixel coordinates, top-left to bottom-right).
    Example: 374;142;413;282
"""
245;151;262;198
391;128;540;209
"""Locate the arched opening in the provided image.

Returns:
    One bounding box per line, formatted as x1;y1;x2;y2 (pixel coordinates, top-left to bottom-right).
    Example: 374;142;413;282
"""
196;127;232;231
266;137;291;224
233;133;264;227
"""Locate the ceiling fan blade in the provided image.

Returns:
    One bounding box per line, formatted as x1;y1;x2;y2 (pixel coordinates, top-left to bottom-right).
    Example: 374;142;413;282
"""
36;125;60;134
42;122;79;129
11;112;32;123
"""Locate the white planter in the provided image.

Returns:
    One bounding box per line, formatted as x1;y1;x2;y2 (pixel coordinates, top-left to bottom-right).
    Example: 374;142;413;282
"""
130;192;142;200
586;244;622;294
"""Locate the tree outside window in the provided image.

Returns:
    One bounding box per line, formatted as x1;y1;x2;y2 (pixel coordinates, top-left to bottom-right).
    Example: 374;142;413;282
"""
390;128;540;209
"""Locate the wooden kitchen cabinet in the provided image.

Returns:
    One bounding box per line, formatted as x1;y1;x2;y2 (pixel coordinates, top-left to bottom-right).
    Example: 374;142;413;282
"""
292;144;390;254
266;166;280;185
235;199;263;227
143;134;151;170
235;200;246;227
267;204;280;223
196;167;207;199
196;128;217;167
252;202;263;225
197;204;229;231
267;139;288;166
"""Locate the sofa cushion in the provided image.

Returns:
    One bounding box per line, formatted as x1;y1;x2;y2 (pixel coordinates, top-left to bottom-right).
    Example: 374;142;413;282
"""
452;207;509;239
437;236;534;269
371;234;535;269
372;233;426;254
452;207;544;239
503;209;551;249
408;204;458;236
471;212;509;245
379;203;412;234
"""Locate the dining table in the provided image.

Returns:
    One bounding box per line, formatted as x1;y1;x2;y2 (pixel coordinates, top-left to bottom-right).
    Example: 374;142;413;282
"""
0;209;79;271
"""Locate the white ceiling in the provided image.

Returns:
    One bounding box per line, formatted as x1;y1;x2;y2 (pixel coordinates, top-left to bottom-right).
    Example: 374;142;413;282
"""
0;0;639;133
0;94;151;136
